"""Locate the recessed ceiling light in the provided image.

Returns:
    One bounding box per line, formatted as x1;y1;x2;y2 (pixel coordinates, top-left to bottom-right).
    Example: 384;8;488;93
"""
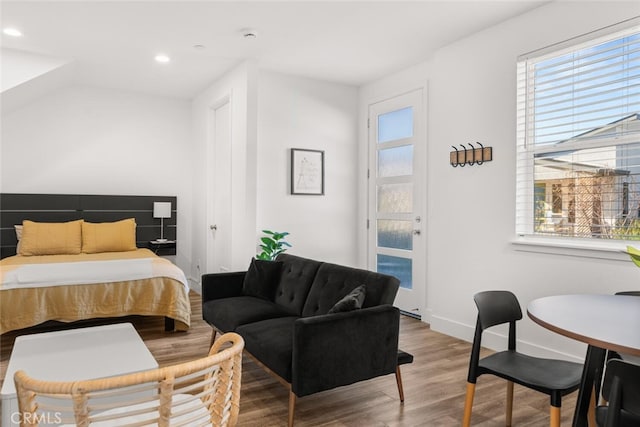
193;44;206;50
154;54;170;63
3;28;23;37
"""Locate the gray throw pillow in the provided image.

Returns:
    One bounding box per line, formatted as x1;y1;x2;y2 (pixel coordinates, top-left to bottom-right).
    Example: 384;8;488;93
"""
242;258;283;301
328;284;366;314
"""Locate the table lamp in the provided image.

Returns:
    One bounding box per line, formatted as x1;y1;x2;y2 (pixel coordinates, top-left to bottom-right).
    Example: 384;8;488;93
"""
153;202;172;242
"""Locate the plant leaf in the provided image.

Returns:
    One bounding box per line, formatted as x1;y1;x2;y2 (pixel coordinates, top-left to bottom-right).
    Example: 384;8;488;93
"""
626;245;640;268
257;229;291;261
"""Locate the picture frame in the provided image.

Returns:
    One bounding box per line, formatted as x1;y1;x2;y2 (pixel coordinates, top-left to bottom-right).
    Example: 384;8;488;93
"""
290;148;325;195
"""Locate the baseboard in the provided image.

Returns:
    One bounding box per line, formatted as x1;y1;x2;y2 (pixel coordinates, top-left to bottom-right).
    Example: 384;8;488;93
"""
188;277;202;295
430;314;584;363
430;314;473;343
400;308;432;323
400;310;421;320
422;308;432;324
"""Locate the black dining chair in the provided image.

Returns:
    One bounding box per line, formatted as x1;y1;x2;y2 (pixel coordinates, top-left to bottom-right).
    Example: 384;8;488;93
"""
462;290;583;427
603;292;640;359
607;292;640;365
601;293;640;368
595;291;640;404
596;359;640;427
612;291;640;363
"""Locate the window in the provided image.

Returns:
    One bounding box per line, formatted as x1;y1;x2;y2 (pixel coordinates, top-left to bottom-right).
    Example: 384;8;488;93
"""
516;23;640;242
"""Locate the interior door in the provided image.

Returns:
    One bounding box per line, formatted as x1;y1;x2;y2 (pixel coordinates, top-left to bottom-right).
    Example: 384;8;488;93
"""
206;99;232;273
368;89;425;317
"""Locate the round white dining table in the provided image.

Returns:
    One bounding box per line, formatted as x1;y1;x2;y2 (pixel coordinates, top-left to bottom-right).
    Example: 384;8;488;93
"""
527;294;640;427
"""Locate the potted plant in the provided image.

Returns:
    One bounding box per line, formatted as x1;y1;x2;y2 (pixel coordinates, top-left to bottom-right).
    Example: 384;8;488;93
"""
257;230;291;261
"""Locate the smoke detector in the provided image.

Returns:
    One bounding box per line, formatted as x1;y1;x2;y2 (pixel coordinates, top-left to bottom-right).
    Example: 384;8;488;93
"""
241;28;258;39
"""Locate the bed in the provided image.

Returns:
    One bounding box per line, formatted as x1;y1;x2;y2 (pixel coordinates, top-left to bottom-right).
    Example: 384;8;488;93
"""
0;193;191;334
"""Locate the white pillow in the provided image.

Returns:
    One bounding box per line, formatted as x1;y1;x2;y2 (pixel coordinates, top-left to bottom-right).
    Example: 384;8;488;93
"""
15;224;23;239
15;225;23;253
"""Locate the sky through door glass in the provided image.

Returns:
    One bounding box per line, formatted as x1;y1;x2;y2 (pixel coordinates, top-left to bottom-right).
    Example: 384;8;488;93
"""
378;107;413;143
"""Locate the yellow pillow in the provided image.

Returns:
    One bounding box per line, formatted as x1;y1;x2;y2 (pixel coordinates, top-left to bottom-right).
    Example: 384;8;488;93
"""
82;219;137;253
19;220;83;256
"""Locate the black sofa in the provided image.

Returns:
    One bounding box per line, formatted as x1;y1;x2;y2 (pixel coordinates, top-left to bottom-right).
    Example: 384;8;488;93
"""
202;253;402;426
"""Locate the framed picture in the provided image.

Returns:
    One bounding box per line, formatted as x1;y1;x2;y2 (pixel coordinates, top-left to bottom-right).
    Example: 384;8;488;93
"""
291;148;325;195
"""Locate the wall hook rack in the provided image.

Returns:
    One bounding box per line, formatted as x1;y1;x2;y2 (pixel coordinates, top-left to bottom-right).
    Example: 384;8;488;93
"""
450;142;492;167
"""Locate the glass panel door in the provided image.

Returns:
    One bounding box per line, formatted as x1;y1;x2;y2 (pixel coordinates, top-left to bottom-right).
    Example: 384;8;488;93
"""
368;89;425;317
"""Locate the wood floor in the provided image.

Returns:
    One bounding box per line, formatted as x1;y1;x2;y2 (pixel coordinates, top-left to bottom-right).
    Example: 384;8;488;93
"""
0;291;578;426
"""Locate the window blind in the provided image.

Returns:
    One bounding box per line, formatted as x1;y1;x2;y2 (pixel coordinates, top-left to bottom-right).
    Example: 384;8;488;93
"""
516;23;640;240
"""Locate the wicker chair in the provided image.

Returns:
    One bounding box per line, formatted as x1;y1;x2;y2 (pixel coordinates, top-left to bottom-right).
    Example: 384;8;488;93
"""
14;332;244;427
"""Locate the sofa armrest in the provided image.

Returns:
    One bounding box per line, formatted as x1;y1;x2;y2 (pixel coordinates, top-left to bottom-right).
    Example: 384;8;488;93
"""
291;305;400;397
201;272;246;303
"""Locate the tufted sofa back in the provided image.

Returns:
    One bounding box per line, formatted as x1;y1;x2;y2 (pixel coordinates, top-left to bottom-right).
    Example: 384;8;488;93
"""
274;253;400;317
301;262;400;317
274;253;322;315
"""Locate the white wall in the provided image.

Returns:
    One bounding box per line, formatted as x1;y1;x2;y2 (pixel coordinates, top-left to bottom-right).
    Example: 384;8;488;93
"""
191;61;258;282
361;1;640;361
0;85;193;271
257;71;359;265
1;48;69;92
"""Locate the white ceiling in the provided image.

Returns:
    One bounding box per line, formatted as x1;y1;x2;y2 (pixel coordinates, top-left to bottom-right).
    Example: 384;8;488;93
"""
0;1;548;99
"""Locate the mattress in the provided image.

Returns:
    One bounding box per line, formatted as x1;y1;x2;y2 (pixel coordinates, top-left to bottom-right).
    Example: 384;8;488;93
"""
0;249;191;334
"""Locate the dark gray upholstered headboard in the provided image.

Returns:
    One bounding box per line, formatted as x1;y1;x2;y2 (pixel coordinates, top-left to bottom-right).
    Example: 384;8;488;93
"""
0;193;176;259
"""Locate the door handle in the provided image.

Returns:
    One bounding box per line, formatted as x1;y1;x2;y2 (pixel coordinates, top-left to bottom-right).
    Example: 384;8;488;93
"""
413;229;421;235
210;224;218;231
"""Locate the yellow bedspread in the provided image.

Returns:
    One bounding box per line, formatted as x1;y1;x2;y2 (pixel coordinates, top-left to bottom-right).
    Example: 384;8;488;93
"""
0;249;191;334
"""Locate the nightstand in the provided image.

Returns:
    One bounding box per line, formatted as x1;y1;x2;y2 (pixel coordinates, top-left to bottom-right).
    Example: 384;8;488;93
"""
148;240;176;256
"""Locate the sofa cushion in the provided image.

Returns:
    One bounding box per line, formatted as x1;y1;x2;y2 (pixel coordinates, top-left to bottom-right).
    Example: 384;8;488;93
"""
273;254;322;316
242;258;283;300
328;285;366;314
236;317;297;382
202;296;290;332
301;262;400;317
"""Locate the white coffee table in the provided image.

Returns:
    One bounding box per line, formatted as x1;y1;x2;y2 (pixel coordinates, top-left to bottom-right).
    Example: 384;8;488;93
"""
1;323;158;427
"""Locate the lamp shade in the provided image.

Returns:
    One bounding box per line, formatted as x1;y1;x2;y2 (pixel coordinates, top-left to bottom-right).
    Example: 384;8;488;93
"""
153;202;172;219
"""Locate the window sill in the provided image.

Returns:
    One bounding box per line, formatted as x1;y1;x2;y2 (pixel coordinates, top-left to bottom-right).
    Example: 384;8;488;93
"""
511;236;634;262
